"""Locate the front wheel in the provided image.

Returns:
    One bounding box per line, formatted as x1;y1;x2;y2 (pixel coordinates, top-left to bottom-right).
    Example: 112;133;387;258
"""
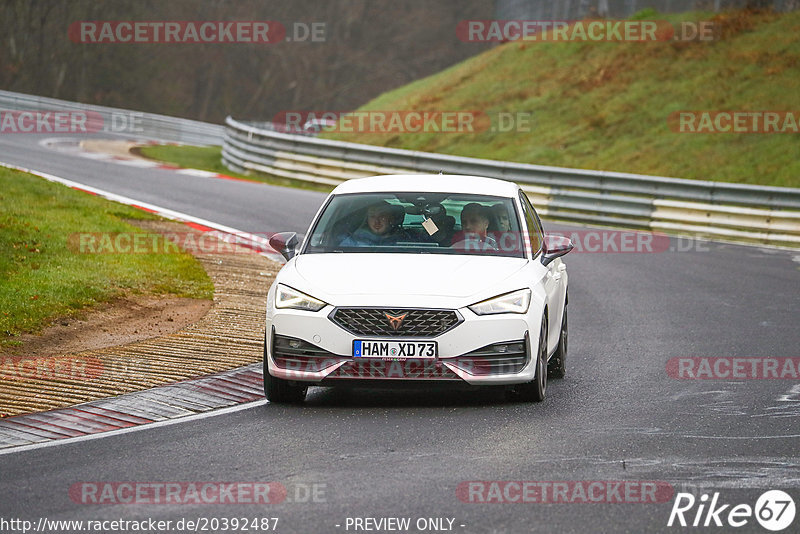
263;334;307;404
507;317;547;402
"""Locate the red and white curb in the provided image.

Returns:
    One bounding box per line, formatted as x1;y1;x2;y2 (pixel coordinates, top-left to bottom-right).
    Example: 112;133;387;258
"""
0;364;265;453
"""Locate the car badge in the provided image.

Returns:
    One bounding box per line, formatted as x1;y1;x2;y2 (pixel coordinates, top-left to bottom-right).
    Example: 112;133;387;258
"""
384;312;408;331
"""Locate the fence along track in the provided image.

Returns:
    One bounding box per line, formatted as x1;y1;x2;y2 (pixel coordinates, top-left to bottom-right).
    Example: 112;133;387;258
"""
223;117;800;247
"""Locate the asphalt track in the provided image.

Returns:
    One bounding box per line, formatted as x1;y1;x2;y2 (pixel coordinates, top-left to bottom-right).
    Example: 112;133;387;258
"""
1;132;799;533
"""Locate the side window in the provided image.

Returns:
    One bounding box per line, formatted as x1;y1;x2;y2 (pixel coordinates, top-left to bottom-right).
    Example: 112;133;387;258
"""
525;195;545;251
518;191;544;257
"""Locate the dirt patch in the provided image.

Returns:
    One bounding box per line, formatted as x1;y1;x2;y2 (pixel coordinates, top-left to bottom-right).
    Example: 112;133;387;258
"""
1;295;211;360
0;219;282;418
79;139;144;160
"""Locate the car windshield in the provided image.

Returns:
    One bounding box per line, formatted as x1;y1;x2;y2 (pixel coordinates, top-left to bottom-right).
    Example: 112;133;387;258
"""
303;192;525;258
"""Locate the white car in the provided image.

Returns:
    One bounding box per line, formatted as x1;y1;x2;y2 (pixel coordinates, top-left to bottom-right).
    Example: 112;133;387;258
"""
301;118;337;134
264;174;572;403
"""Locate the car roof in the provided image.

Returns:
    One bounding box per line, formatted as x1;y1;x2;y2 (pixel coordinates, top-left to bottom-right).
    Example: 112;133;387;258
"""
331;174;520;197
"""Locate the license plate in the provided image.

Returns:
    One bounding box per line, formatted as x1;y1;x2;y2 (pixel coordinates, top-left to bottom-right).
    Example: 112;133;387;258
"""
353;340;437;358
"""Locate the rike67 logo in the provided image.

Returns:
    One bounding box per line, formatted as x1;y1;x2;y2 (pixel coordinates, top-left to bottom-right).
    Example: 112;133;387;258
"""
668;490;795;531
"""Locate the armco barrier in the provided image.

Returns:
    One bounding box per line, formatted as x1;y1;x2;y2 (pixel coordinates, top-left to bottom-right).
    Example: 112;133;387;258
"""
222;116;800;247
0;90;222;146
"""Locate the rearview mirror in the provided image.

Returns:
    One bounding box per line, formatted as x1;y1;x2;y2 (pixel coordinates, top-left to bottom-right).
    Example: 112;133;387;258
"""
269;232;299;261
541;234;573;266
423;204;444;217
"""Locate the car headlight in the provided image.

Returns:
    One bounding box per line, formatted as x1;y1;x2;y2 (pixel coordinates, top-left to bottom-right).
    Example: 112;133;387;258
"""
275;284;327;312
468;289;531;315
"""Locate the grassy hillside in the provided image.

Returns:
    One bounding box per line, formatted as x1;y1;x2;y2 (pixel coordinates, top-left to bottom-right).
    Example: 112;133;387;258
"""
325;9;800;188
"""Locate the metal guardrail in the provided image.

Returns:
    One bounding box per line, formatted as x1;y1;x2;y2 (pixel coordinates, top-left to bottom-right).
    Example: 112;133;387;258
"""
222;116;800;247
0;90;223;146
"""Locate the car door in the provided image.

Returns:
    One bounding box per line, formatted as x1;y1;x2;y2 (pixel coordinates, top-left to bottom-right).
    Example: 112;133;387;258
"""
519;191;563;353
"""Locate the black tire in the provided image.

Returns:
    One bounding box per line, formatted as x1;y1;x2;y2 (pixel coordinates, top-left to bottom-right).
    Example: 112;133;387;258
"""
507;316;547;402
263;334;307;404
548;305;567;379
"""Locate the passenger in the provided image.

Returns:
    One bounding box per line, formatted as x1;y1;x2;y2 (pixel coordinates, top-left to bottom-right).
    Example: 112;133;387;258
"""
451;203;498;251
339;201;408;246
489;203;511;232
488;202;518;253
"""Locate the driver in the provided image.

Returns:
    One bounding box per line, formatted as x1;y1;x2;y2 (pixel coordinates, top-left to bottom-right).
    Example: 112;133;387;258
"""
340;201;408;246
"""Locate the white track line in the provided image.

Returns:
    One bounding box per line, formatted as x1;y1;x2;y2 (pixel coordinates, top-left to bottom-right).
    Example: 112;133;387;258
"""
176;168;220;177
115;158;161;168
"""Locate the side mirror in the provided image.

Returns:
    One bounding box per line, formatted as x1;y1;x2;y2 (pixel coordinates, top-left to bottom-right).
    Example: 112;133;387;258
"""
541;234;573;266
269;232;299;261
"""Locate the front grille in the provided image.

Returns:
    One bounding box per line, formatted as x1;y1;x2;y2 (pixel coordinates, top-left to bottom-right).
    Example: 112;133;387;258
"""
449;340;528;376
272;335;346;372
329;308;461;337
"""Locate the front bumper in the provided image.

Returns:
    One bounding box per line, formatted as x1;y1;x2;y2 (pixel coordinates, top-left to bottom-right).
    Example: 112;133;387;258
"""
265;306;538;386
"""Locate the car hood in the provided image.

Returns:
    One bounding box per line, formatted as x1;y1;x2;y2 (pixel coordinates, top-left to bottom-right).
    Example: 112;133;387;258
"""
288;253;527;300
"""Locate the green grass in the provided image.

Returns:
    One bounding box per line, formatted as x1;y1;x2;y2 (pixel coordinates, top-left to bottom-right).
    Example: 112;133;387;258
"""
138;145;226;172
322;9;800;188
135;145;333;193
0;167;213;345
